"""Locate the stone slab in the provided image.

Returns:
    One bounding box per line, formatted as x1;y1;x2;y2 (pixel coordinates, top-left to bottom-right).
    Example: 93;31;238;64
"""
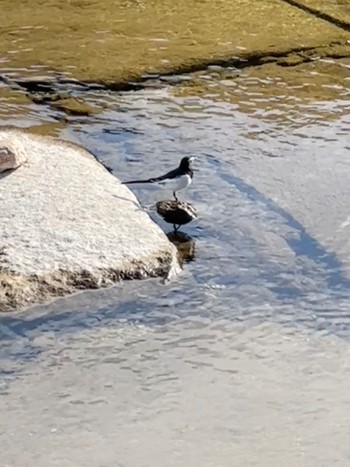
283;0;350;26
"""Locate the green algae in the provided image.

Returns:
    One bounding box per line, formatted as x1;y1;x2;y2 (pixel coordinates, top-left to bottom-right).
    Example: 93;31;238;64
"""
0;0;349;85
0;87;33;118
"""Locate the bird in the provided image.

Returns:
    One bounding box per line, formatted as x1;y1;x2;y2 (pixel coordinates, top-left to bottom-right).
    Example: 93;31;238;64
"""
123;156;196;201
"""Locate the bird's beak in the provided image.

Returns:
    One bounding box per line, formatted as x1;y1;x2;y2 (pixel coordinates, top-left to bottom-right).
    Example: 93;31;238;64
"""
191;157;198;171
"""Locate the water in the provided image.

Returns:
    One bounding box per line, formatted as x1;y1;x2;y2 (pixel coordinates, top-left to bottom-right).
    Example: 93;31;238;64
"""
1;62;350;466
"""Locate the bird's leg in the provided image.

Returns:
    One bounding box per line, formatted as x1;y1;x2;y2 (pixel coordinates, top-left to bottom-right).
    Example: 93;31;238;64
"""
173;191;178;202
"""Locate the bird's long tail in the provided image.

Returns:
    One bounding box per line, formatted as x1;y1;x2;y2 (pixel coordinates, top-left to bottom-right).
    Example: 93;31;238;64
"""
123;177;158;185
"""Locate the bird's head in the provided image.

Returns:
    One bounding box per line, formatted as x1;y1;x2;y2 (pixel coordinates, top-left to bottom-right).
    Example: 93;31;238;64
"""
179;156;197;170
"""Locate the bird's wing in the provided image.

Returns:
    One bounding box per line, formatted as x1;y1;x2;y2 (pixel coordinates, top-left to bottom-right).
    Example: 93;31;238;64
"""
149;168;179;182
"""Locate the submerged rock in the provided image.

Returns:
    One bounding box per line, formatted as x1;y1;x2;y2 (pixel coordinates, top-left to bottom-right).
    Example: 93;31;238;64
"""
0;128;178;311
156;200;197;230
31;94;101;116
50;97;101;116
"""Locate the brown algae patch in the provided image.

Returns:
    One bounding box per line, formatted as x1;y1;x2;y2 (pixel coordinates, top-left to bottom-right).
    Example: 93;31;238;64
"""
0;87;34;118
22;121;69;138
32;95;103;116
1;0;350;84
172;57;350;126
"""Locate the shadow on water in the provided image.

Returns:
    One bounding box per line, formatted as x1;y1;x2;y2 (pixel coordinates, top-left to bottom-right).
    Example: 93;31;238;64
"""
2;154;350;338
213;158;350;293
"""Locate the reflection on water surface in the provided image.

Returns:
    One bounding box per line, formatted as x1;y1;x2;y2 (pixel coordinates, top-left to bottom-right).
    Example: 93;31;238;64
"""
1;60;350;466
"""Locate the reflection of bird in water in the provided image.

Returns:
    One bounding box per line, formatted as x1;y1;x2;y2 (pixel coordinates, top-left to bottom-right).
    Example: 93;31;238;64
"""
167;231;196;263
156;199;197;233
123;156;196;201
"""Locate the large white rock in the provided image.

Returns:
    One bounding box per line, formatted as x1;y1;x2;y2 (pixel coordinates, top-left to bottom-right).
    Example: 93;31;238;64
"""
0;128;178;311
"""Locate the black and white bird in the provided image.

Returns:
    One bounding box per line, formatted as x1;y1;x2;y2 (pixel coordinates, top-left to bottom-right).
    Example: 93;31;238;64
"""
123;156;196;201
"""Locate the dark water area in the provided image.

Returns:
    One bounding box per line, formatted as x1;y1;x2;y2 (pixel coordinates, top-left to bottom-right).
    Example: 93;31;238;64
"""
1;61;350;466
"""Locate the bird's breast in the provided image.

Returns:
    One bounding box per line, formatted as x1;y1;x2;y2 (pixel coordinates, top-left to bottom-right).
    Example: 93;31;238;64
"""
157;174;191;191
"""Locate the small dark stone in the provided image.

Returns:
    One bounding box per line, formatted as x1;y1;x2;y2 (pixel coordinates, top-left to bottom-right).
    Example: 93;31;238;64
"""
156;200;197;229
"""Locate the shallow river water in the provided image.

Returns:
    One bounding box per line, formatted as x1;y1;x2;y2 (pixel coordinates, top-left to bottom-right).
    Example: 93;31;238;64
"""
1;61;350;466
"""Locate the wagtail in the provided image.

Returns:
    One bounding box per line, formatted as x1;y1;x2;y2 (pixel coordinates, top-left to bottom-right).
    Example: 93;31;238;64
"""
123;156;196;201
